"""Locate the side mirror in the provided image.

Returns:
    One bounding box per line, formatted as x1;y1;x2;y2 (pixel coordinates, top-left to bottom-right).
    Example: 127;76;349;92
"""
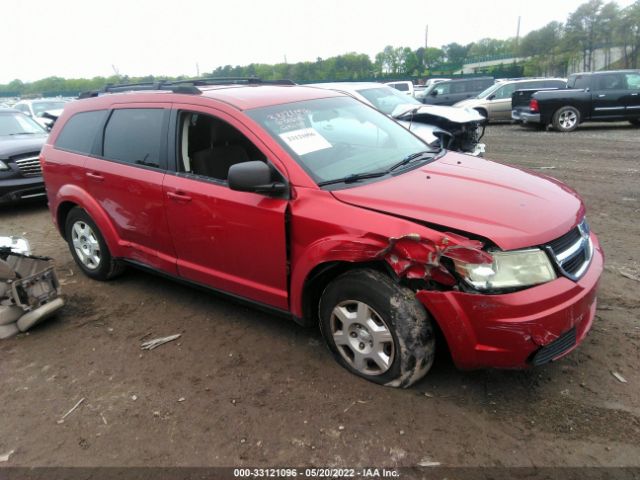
488;94;496;100
228;161;288;196
430;90;438;97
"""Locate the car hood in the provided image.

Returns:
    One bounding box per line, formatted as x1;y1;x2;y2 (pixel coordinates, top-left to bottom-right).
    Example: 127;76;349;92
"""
392;104;484;123
0;134;47;159
331;151;584;250
453;98;484;108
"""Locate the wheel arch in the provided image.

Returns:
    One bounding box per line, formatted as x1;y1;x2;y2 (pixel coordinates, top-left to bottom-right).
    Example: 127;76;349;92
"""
54;185;121;256
298;260;393;327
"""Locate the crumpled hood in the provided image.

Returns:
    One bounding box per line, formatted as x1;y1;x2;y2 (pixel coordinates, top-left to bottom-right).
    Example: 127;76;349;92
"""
331;152;584;251
0;135;47;159
392;104;484;123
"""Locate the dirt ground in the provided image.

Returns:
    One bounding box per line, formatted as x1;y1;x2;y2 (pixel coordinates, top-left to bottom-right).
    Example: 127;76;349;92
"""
0;122;639;468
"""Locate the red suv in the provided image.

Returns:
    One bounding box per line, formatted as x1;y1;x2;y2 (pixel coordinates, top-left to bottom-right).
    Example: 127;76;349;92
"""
41;79;603;387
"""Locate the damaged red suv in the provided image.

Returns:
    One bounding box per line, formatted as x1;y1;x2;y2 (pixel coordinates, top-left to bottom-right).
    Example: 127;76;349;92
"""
41;79;603;387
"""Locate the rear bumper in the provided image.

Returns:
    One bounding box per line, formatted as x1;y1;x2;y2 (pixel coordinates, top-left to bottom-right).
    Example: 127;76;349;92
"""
512;110;541;124
416;234;603;370
0;177;46;204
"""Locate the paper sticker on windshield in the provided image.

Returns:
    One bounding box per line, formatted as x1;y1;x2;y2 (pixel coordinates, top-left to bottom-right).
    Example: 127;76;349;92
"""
279;128;332;156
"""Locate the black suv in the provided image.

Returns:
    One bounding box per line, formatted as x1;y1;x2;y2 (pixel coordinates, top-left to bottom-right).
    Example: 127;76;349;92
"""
0;109;48;204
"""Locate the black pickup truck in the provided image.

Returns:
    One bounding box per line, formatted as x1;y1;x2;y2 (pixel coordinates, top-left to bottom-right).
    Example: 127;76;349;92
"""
514;70;640;132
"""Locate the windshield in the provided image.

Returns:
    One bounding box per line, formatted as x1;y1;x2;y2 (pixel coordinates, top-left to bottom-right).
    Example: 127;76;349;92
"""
0;112;46;136
247;96;430;187
476;83;501;99
32;101;65;116
356;87;421;115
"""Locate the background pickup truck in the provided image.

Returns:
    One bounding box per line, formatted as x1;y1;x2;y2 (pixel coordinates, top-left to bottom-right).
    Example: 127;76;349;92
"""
518;70;640;132
511;87;566;126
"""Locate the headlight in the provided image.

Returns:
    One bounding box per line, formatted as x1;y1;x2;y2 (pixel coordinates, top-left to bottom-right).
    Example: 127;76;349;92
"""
0;160;9;171
453;248;556;290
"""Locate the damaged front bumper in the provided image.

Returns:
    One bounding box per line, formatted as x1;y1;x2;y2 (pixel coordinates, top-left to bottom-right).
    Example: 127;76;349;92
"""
415;235;603;370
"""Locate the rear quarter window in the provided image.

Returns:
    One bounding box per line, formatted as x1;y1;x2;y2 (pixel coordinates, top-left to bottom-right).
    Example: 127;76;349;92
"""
102;108;166;168
55;110;107;154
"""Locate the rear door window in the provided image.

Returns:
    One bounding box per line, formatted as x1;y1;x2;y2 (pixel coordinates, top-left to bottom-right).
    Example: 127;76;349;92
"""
102;108;167;169
55;110;107;155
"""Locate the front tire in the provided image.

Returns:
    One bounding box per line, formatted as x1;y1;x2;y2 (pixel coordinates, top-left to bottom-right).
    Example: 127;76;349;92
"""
319;269;435;388
65;207;123;280
552;106;580;132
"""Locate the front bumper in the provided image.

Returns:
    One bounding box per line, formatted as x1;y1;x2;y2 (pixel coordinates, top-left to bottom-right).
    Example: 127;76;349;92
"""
0;176;46;204
416;233;603;369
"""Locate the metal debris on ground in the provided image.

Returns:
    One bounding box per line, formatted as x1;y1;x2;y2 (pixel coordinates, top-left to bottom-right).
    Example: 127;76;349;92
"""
611;371;628;384
0;236;65;339
343;400;368;413
0;450;14;463
140;333;181;350
417;459;441;467
57;397;85;424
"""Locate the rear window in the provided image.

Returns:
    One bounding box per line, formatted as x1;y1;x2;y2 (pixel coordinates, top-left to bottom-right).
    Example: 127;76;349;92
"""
102;109;165;168
569;75;590;90
55;110;107;154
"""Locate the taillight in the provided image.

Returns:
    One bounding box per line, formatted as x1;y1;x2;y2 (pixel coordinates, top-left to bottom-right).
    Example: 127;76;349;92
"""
529;99;539;113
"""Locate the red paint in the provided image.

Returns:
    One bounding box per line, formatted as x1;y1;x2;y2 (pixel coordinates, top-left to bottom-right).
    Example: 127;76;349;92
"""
42;86;603;370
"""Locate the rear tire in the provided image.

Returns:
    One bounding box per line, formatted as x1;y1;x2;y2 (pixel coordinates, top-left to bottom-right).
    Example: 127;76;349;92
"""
319;269;435;388
552;106;580;132
65;207;123;281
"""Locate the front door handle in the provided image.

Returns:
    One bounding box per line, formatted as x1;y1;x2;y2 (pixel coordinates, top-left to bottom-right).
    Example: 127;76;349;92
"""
597;94;606;98
167;191;192;202
86;172;104;182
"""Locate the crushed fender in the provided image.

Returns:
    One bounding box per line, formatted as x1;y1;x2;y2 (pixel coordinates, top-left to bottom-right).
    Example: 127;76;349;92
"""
377;232;492;285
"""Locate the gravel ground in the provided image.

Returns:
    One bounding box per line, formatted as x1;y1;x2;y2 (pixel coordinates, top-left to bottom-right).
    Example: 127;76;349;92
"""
0;122;638;468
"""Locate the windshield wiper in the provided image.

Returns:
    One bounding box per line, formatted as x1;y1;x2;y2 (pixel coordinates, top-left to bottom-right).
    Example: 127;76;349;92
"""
318;171;387;187
386;150;435;173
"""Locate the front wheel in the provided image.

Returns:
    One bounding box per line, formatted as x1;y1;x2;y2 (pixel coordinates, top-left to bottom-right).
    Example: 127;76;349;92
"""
319;269;435;388
552;106;580;132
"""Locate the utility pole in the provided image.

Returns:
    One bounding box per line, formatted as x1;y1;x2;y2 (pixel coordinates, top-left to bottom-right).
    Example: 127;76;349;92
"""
196;62;200;77
425;25;428;50
515;16;521;53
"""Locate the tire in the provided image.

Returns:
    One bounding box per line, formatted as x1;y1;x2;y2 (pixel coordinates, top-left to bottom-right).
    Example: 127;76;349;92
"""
552;106;580;132
630;119;640;127
319;269;435;388
65;207;123;281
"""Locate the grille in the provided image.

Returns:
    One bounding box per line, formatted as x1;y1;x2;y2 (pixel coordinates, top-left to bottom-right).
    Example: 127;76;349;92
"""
12;154;42;177
546;219;592;280
529;327;577;366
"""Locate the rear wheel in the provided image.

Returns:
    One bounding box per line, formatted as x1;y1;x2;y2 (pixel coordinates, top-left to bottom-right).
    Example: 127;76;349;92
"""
552;106;580;132
65;207;123;280
319;269;435;388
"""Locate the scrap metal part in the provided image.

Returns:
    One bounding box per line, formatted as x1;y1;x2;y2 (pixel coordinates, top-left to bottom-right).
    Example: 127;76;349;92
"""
0;237;65;339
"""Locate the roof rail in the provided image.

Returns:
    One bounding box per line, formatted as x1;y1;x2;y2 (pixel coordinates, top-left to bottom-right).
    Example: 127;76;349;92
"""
78;77;296;99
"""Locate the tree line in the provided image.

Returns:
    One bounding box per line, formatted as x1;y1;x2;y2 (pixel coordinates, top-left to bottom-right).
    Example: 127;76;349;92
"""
1;0;638;98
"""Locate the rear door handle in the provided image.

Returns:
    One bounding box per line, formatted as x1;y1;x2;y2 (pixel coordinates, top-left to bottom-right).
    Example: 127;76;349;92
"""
86;172;104;182
167;191;192;202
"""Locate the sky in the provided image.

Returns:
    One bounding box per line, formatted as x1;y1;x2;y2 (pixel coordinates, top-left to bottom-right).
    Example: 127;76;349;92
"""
2;0;636;84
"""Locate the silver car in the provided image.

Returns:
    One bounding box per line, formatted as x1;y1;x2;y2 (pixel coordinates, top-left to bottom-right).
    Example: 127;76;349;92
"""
454;78;566;122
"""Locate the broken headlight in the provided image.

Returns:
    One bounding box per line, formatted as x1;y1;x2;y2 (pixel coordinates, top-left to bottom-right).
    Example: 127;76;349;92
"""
453;248;556;290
